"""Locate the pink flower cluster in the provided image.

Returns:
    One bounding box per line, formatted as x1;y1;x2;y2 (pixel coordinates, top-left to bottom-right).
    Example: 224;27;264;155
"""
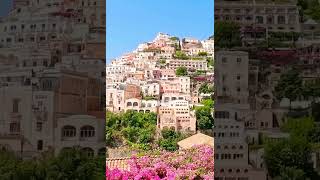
106;145;214;180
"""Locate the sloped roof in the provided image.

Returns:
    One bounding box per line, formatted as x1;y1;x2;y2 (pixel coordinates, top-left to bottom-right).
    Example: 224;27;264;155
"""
177;133;214;149
106;157;131;170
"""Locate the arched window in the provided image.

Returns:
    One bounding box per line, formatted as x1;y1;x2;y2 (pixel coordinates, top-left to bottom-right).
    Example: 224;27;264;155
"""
80;125;95;138
127;102;132;106
82;147;94;157
62;125;76;137
133;102;138;107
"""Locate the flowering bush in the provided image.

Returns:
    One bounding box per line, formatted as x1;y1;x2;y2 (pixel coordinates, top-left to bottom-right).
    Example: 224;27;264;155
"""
106;145;214;180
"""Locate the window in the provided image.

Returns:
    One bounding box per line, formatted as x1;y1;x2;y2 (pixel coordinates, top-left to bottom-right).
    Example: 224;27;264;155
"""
80;126;95;138
222;57;227;63
82;147;94;157
10;122;20;133
13;99;20;113
37;140;43;150
36;122;42;131
278;16;285;24
62;125;76;137
215;111;230;119
256;16;264;24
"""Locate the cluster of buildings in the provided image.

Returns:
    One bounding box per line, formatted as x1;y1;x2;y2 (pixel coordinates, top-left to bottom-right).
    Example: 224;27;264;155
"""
215;0;320;179
0;0;106;158
106;32;214;133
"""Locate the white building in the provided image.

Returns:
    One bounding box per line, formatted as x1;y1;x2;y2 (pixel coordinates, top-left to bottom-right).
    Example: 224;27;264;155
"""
55;115;105;156
142;82;160;97
201;39;214;55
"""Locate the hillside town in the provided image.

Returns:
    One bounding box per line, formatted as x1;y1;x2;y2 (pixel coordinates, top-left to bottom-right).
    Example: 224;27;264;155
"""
215;0;320;179
0;0;106;158
106;32;215;175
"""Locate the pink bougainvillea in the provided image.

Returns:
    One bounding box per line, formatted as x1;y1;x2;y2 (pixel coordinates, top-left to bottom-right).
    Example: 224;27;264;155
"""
106;145;214;180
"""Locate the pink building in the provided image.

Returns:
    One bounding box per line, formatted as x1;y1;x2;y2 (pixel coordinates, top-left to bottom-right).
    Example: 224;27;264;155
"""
160;79;181;94
161;46;175;54
158;105;196;132
159;69;176;79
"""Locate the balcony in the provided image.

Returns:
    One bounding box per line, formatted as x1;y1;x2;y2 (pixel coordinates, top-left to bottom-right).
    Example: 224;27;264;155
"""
10;112;22;121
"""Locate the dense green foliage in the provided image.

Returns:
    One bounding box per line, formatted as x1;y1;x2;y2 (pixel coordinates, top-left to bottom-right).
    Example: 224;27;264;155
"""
157;128;187;151
174;51;189;60
169;37;179;41
199;83;214;94
0;148;105;180
201;99;214;108
206;57;214;67
198;52;208;56
106;111;157;149
303;0;320;20
264;117;320;179
274;69;303;101
264;137;315;179
214;21;241;48
274;69;320;101
175;67;188;76
195;106;214;130
143;96;158;101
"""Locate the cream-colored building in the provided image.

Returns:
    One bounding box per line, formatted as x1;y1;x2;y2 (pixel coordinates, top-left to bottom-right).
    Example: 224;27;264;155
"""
215;0;301;32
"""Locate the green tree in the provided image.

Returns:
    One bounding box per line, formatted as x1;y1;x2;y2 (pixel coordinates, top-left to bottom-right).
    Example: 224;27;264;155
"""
161;128;178;139
199;83;214;94
214;21;241;48
45;147;103;180
198;52;208;56
201;99;214;108
106;111;157;149
274;167;306;180
265;117;320;179
274;69;303;101
195;107;214;130
169;37;179;41
175;67;188;76
158;138;178;151
264;137;313;178
0;150;18;180
206;57;214;67
174;51;189;60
